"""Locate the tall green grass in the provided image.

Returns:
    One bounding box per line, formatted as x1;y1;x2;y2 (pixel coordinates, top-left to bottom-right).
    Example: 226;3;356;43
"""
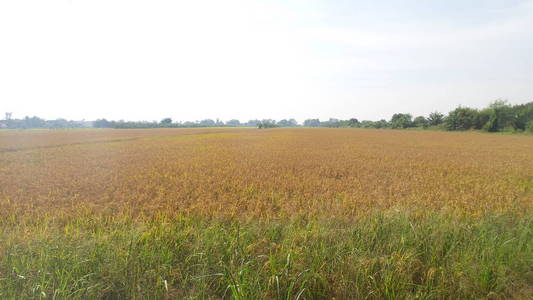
1;212;531;299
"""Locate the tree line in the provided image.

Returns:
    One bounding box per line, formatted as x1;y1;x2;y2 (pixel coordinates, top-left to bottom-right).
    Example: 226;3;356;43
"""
92;118;298;129
314;100;533;133
0;114;92;129
1;100;532;133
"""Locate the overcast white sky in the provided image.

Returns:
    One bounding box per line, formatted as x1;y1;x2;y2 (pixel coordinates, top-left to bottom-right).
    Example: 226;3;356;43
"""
1;0;532;122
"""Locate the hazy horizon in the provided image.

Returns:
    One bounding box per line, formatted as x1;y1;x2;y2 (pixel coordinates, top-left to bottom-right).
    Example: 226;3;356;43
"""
1;0;532;122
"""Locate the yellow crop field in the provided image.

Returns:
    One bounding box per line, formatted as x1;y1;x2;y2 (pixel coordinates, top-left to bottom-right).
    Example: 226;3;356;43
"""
1;128;532;299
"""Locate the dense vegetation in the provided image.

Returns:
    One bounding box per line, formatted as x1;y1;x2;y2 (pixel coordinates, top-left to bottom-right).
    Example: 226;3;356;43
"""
2;100;532;133
1;128;531;299
311;100;533;133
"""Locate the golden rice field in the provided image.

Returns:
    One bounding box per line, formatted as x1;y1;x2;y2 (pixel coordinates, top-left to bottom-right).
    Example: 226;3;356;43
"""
0;128;532;299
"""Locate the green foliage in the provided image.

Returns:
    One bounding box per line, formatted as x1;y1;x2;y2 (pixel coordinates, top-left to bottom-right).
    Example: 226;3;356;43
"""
258;121;278;129
359;119;388;129
226;119;241;126
413;116;429;128
481;100;514;132
511;102;533;131
1;213;531;299
277;119;298;127
444;107;479;131
527;120;533;133
390;113;413;129
347;118;360;127
303;119;321;127
3;100;533;132
427;112;444;126
475;109;491;130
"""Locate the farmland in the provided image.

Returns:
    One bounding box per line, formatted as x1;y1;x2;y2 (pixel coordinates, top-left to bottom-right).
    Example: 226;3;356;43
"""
0;128;532;299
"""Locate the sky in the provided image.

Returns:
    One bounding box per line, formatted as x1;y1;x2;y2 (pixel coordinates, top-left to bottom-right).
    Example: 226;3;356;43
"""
1;0;532;122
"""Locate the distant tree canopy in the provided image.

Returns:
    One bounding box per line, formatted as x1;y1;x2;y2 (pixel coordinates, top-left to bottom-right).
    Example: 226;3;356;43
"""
257;120;278;129
2;100;532;133
348;118;360;127
0;115;92;129
413;116;429;128
390;113;413;129
444;107;480;131
512;102;533;131
439;100;526;132
303;119;321;127
226;119;241;127
276;119;298;127
298;100;532;133
482;100;515;132
427;112;444;126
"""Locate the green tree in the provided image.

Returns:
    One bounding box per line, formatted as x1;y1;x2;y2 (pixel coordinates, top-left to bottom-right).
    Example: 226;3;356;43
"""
277;119;298;127
303;119;321;127
413;116;428;128
226;119;241;127
258;120;278;129
527;120;533;133
348;118;360;127
427;112;444;126
444;107;479;131
199;119;216;127
511;102;533;131
390;113;413;129
481;100;513;132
